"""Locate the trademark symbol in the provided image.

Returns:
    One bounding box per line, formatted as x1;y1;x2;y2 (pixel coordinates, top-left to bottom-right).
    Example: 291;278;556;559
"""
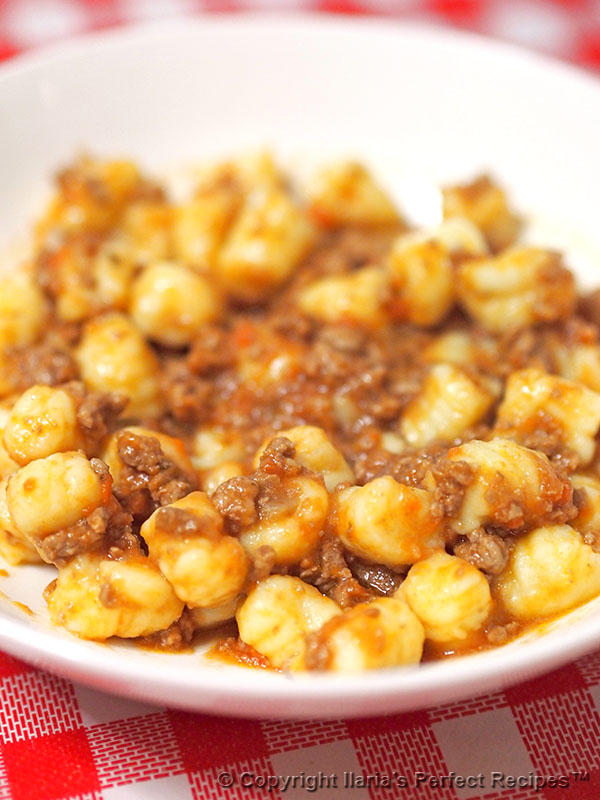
572;772;590;782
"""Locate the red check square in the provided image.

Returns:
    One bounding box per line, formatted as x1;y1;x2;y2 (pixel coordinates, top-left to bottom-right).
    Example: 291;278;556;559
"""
1;729;99;800
168;712;269;772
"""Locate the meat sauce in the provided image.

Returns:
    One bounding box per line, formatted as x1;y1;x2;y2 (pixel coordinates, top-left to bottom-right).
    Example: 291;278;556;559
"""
3;155;600;672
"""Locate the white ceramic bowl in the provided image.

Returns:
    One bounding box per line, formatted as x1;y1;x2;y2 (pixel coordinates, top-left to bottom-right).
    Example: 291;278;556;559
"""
1;15;600;719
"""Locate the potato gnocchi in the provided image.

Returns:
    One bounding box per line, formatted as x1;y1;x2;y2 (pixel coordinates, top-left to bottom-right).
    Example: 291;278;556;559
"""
1;154;600;673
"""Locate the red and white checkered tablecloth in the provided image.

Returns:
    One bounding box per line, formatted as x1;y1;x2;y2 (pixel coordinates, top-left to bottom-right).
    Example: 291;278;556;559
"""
2;2;600;799
0;0;600;68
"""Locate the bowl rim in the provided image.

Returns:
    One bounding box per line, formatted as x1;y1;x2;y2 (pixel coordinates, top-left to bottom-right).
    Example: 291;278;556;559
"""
1;13;600;718
1;10;599;91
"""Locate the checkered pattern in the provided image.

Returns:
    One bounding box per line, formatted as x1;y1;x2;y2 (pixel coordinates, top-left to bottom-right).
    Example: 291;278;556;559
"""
1;1;600;798
2;650;600;799
0;0;599;69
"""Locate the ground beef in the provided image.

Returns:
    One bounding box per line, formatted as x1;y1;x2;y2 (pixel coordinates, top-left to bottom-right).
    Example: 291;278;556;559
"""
8;341;78;391
253;438;304;520
114;430;196;517
496;408;573;464
579;290;600;326
161;360;212;424
211;439;305;534
246;545;277;584
39;504;112;565
295;533;372;608
138;608;197;651
212;476;259;533
212;438;304;533
63;382;127;446
186;325;235;374
24;163;600;664
486;621;520;645
453;528;510;575
483;469;577;533
208;637;272;669
269;308;315;342
255;473;298;520
353;444;442;487
497;326;562;376
581;530;600;553
103;500;138;558
345;554;405;596
429;458;476;518
257;437;301;478
295;226;401;285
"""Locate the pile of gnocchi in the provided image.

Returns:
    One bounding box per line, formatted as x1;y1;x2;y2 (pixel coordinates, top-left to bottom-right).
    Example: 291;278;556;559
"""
1;152;600;674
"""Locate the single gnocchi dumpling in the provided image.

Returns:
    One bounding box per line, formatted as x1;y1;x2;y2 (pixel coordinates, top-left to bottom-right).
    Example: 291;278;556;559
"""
401;551;492;642
309;162;400;227
3;385;81;466
191;427;246;471
0;478;41;565
306;595;424;673
334;476;443;568
76;312;164;418
129;261;221;347
236;575;341;670
140;491;248;609
46;552;184;640
119;200;172;263
496;368;600;465
442;174;520;253
0;271;46;352
36;158;148;239
437;438;572;535
92;237;139;311
400;364;494;447
457;247;575;333
5;451;111;558
238;475;329;566
495;525;600;620
298;267;390;328
254;426;353;491
172;177;241;270
387;234;454;326
216;184;314;303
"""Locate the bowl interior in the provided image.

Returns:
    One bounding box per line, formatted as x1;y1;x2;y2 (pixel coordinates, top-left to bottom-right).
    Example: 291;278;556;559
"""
1;16;600;718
